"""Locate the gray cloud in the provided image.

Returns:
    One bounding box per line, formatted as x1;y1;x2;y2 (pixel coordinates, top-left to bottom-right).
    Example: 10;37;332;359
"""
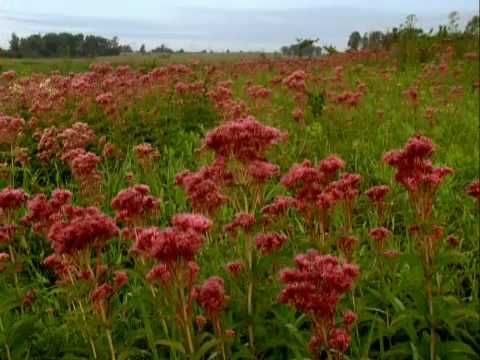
0;6;477;51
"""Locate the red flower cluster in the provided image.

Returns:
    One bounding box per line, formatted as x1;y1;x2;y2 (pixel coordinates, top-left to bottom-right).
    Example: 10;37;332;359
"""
58;122;96;152
279;250;359;317
0;187;28;212
366;185;390;204
283;156;345;202
203;115;285;163
337;235;358;260
226;261;243;277
255;232;288;255
246;84;272;100
131;213;211;263
175;160;229;215
22;189;73;234
281;156;350;233
111;185;160;226
283;70;307;94
384;136;453;220
48;206;119;255
0;224;16;244
91;283;115;312
369;227;392;251
466;179;480;204
224;212;256;236
195;276;227;318
146;263;171;285
133;143;160;166
365;185;390;222
35;127;61;163
261;196;297;219
279;250;359;354
173;213;213;233
247;160;279;182
0;114;25;145
0;70;16;81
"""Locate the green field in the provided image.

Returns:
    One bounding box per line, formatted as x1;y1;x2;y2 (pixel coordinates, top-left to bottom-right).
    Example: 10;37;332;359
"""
0;46;479;359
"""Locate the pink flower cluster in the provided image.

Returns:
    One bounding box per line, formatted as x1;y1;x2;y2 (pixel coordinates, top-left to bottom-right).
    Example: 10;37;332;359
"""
365;185;390;218
384;136;453;220
58;122;96;152
0;187;29;212
279;250;359;354
194;276;227;318
280;155;359;233
283;70;307;94
22;189;72;235
203;115;285;163
246;84;272;100
131;213;211;263
0;114;25;145
111;185;160;226
369;227;392;251
466;179;480;204
261;196;297;220
255;233;288;255
133;143;160;167
48;205;119;255
35;127;61;163
175;159;229;215
224;212;256;236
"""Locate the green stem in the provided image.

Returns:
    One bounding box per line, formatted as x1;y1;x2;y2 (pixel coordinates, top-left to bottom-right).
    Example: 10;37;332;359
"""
214;318;227;360
8;245;21;302
101;306;116;360
426;275;435;360
0;317;11;360
179;289;194;355
246;237;255;350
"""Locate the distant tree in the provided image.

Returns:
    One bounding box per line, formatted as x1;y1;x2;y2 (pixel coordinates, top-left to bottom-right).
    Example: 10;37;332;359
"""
9;33;20;57
280;39;322;57
295;37;319;57
361;33;369;49
368;31;385;50
139;44;146;54
465;15;480;36
7;32;123;58
347;31;362;50
404;14;418;29
119;45;133;53
151;44;173;54
323;45;337;55
448;11;461;34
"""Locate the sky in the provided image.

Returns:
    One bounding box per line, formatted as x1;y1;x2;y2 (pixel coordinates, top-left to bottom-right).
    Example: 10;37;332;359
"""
0;0;478;52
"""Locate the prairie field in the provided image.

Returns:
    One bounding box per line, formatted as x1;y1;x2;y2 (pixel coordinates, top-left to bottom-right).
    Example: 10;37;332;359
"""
0;45;479;360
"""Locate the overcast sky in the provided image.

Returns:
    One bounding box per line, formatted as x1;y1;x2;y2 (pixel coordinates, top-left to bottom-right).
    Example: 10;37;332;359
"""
0;0;478;51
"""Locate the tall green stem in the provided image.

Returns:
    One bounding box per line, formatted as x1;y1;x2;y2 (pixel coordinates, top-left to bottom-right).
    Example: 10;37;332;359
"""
178;289;194;355
0;317;11;360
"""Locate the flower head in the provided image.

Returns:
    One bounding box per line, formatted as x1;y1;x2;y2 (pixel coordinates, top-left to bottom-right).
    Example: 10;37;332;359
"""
195;276;227;318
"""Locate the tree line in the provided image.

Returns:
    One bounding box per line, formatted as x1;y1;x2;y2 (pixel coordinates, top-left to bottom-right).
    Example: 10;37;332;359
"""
279;13;479;57
0;33;133;58
346;13;479;51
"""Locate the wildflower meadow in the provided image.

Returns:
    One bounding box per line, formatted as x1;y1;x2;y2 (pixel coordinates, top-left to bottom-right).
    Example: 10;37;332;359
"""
0;42;479;359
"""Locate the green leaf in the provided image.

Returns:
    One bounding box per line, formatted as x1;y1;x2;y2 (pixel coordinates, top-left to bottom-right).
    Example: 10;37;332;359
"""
193;338;222;360
438;341;479;359
155;339;186;354
9;315;40;351
119;348;150;360
285;323;306;345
